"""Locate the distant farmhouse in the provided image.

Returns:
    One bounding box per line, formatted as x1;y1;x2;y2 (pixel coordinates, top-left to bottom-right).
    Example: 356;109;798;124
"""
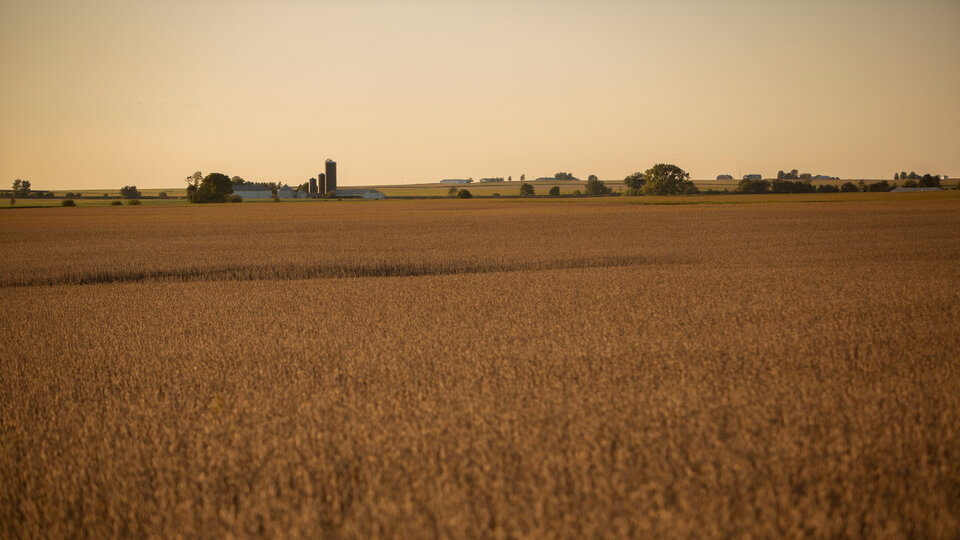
716;174;733;180
440;179;472;184
534;177;557;182
891;187;942;192
743;174;763;181
812;175;839;180
232;184;272;199
331;188;386;199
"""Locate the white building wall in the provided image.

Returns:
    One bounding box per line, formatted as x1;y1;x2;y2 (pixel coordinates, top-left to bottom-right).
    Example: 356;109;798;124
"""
238;190;272;199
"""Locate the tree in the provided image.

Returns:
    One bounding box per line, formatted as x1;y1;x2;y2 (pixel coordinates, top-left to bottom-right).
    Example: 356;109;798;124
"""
548;186;560;196
447;187;459;197
817;184;840;193
907;171;918;180
640;164;697;195
900;171;908;181
158;192;168;199
188;172;233;203
12;179;31;197
777;170;786;180
623;172;646;191
231;176;246;185
901;180;919;188
185;171;202;202
588;174;598;182
894;172;900;181
584;177;612;195
199;173;233;202
520;174;525;182
120;185;141;199
857;180;867;192
456;189;472;198
554;172;577;181
519;183;535;196
918;174;940;188
508;176;512;182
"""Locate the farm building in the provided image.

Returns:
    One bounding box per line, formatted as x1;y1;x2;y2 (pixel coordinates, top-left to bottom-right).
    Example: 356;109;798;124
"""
331;189;386;199
232;184;272;199
277;185;305;199
440;179;472;184
742;174;763;181
716;174;733;180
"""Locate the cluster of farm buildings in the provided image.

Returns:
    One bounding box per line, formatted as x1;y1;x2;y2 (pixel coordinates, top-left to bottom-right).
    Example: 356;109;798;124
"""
233;159;385;200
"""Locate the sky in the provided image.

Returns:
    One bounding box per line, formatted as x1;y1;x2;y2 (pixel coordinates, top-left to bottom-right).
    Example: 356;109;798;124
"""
1;0;958;190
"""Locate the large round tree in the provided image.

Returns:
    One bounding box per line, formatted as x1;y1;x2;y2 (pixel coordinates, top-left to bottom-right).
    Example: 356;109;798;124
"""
187;172;234;203
639;164;697;195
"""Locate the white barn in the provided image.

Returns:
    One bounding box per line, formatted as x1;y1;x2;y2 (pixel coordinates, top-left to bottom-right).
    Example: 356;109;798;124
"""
232;184;272;199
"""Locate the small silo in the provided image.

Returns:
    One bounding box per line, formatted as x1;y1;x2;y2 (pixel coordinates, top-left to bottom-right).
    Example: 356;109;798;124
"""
308;177;317;195
319;173;326;195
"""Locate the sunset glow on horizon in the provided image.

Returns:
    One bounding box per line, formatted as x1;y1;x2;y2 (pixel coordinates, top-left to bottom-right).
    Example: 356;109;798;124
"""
2;0;958;190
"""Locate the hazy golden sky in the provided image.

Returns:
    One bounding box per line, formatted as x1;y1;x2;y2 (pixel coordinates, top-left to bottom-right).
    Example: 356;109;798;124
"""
2;0;958;189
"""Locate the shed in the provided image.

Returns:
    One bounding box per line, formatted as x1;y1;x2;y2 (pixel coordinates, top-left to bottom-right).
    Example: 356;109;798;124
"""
277;185;305;199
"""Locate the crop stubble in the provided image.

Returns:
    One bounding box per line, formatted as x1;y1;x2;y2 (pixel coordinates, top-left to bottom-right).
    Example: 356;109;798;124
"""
1;199;959;537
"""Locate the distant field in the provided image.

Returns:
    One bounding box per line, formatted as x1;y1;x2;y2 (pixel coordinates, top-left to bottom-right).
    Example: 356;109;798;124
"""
6;188;959;208
25;178;957;202
2;198;958;537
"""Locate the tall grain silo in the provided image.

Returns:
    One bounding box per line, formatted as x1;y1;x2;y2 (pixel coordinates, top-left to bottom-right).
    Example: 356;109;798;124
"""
308;177;317;195
319;173;326;195
325;159;337;194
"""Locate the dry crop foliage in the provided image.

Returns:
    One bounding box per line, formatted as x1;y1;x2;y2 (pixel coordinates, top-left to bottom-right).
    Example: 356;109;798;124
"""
1;198;959;538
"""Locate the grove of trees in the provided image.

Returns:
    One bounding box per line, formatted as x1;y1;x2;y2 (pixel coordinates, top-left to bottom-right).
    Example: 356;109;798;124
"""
895;172;942;187
519;183;535;196
624;164;698;196
771;179;816;194
120;185;141;199
186;172;234;203
736;178;770;193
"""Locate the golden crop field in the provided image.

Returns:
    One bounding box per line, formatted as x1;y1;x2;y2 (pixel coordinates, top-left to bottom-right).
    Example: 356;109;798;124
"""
2;197;959;538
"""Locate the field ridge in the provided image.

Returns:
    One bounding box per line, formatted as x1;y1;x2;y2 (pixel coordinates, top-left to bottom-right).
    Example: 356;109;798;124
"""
0;254;663;288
